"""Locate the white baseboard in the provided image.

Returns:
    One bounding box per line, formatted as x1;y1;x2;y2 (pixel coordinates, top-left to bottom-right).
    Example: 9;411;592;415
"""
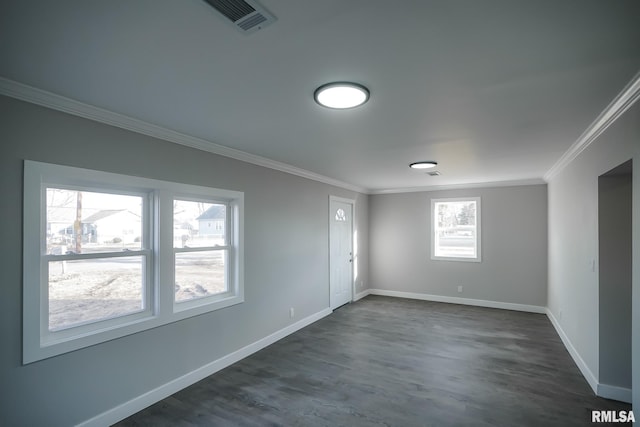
76;308;332;427
353;289;371;302
545;309;598;394
597;383;632;404
547;309;631;403
368;289;546;314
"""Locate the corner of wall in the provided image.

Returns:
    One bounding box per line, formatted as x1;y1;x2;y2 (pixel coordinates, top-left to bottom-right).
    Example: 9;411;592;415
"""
545;309;598;394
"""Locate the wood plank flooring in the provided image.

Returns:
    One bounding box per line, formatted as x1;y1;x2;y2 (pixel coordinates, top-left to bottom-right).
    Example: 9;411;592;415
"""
115;296;630;426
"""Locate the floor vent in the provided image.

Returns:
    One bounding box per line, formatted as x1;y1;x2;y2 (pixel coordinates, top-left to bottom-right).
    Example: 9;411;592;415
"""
203;0;276;34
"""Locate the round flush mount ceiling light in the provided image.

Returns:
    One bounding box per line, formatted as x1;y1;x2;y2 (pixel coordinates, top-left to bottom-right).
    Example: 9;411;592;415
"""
314;82;370;109
409;161;438;169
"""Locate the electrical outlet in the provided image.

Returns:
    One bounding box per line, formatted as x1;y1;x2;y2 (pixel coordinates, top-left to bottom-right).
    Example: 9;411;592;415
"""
457;286;463;293
289;307;294;318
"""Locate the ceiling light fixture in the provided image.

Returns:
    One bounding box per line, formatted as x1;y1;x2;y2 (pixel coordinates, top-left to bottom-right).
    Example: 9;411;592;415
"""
409;161;438;169
314;82;369;109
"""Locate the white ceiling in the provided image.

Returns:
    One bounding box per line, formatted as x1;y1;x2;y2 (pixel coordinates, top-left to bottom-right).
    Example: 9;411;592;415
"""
1;0;639;192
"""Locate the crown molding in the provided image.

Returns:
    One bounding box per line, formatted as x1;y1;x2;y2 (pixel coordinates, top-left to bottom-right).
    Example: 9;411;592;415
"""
368;178;546;195
544;70;640;182
7;72;636;196
0;77;368;194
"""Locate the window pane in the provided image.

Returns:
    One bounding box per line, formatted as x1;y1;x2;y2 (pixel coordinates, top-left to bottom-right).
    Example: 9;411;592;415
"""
335;208;347;222
434;201;477;258
46;188;143;255
48;256;145;331
173;200;226;248
175;251;227;302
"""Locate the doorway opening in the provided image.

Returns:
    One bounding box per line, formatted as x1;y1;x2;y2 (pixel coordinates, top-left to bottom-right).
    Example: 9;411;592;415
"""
598;159;632;403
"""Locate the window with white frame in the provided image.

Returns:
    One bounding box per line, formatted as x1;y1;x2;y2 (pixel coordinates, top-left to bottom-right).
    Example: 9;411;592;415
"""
431;197;481;262
173;199;229;308
23;161;244;363
45;188;151;332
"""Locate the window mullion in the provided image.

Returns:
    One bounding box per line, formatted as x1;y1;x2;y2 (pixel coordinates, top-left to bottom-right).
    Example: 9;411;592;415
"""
156;190;174;320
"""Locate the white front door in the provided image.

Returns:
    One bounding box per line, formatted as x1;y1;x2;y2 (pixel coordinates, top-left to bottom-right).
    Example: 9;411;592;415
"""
329;197;353;310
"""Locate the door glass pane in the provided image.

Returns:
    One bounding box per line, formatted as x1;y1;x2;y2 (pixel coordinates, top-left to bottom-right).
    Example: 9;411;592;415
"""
46;188;143;255
48;256;145;331
175;250;227;303
173;200;226;248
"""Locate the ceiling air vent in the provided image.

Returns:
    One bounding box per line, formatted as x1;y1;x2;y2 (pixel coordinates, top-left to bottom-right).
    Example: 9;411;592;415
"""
427;171;441;176
203;0;276;34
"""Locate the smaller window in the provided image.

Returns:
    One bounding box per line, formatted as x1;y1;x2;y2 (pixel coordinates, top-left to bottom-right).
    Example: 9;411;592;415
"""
431;197;481;262
173;200;229;306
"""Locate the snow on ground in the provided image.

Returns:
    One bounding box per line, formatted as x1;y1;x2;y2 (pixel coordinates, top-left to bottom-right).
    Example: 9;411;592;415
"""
48;255;225;331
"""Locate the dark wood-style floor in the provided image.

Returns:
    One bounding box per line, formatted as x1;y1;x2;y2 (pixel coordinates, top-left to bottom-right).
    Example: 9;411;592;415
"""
115;296;630;426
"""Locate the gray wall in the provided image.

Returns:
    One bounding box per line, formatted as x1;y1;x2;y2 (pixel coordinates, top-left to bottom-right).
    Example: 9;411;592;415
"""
547;100;639;407
0;95;369;426
369;185;547;307
598;170;632;389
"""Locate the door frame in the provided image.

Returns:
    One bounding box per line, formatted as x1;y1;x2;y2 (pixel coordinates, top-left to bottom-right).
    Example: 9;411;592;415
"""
329;195;356;310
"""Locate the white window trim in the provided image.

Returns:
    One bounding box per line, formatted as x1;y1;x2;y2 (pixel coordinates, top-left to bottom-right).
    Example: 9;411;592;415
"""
23;161;244;364
430;197;481;263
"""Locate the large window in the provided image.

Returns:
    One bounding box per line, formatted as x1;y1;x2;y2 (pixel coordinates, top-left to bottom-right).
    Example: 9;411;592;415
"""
45;188;150;333
431;197;481;262
23;161;244;363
